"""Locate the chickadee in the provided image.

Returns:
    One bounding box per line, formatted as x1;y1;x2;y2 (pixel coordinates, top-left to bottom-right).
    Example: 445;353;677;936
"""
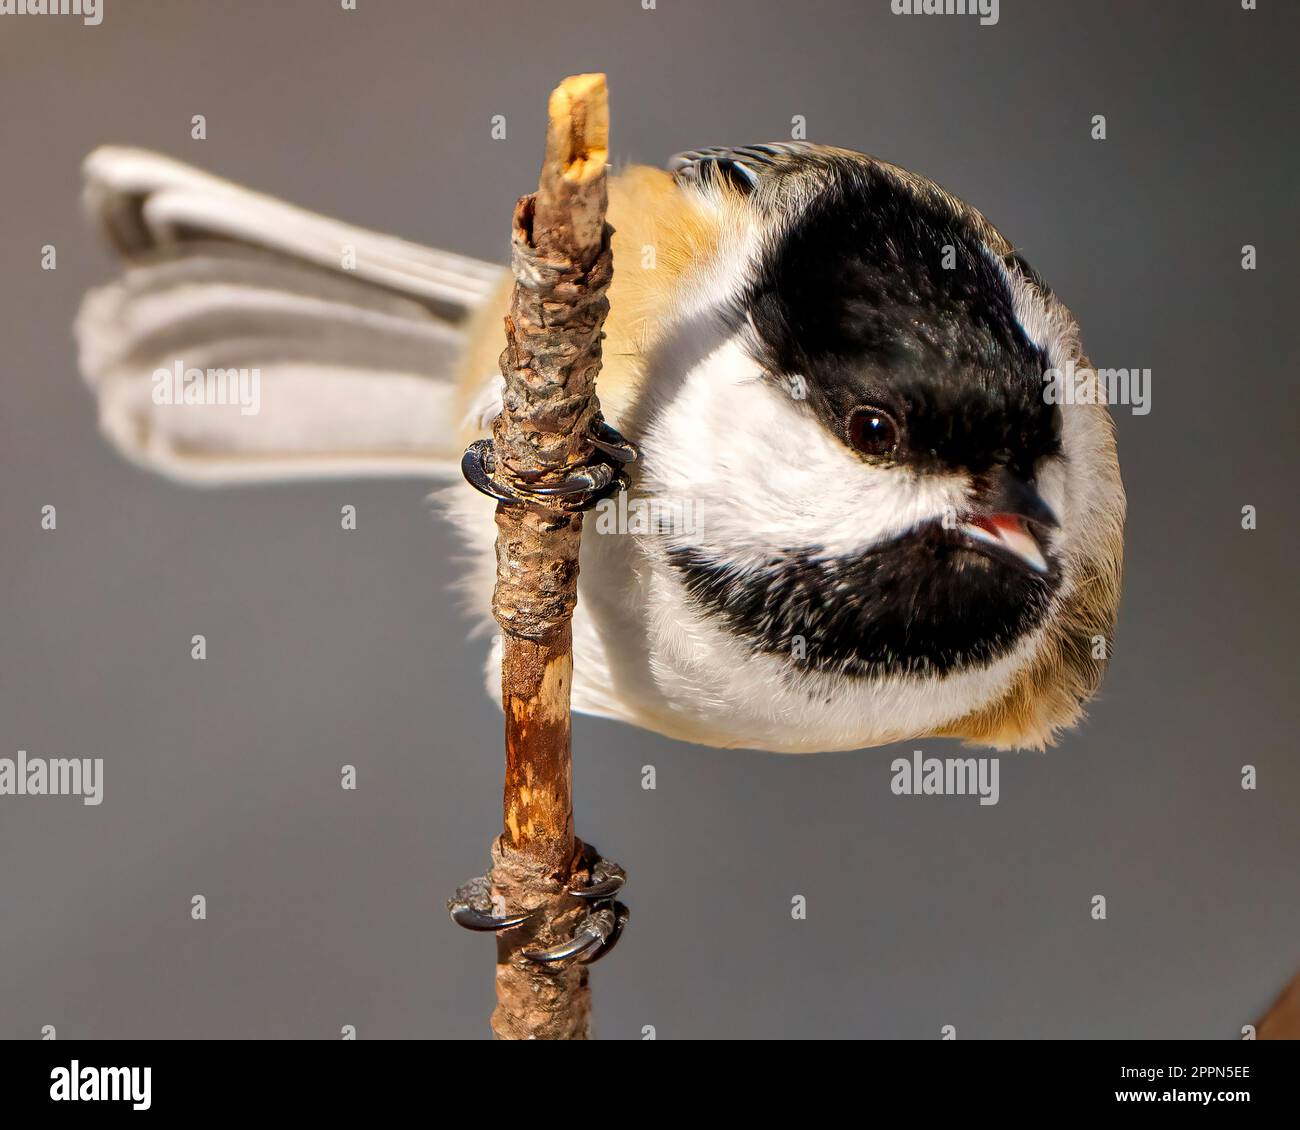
75;142;1124;753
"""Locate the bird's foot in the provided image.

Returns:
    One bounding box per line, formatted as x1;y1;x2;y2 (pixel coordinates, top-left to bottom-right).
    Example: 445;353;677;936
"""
447;855;628;964
446;875;532;932
524;858;628;965
461;418;638;512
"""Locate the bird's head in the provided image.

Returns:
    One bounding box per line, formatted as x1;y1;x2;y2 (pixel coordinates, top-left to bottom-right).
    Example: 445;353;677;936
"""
631;144;1113;683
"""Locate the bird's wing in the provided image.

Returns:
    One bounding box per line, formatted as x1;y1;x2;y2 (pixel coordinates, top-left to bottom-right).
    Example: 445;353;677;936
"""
75;147;507;485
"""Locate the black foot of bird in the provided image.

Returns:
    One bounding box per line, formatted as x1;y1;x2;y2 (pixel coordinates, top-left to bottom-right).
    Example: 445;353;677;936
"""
448;857;628;964
461;418;638;511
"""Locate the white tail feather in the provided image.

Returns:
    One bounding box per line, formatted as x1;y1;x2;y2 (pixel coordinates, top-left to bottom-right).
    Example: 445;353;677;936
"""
76;147;505;484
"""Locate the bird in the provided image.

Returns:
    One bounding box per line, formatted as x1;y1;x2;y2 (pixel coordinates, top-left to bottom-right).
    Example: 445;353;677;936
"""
74;141;1124;754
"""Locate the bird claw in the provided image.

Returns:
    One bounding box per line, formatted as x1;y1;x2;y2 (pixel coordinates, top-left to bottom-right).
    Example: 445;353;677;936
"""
461;419;638;511
524;858;629;963
579;901;629;965
450;851;628;965
460;441;515;505
568;859;626;901
523;907;613;963
523;904;628;964
588;418;640;464
447;876;533;933
521;461;620;499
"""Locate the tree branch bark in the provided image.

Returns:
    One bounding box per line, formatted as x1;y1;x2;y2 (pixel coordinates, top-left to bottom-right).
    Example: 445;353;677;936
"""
485;73;613;1041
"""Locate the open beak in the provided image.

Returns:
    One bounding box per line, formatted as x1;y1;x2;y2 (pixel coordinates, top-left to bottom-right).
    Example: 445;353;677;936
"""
957;471;1058;575
958;514;1050;573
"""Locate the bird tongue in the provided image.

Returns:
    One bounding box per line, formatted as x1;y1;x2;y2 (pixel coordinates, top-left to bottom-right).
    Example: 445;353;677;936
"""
961;514;1049;574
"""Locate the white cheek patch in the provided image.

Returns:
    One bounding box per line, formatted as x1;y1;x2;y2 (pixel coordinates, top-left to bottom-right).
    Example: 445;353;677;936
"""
638;335;970;563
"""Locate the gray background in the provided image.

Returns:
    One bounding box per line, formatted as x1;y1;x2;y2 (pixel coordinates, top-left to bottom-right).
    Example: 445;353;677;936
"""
2;0;1297;1039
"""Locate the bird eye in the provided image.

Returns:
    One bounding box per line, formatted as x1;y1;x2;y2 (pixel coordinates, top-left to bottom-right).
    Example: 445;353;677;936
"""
847;406;900;459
